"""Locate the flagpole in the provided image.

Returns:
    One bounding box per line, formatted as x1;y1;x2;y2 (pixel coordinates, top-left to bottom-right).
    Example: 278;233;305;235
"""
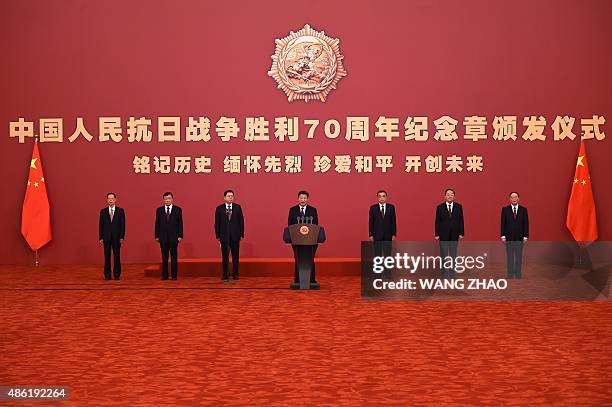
34;137;40;267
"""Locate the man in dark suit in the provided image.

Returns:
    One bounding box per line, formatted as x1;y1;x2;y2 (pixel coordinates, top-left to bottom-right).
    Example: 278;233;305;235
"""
288;190;319;284
501;191;529;279
369;190;397;258
155;192;183;280
215;189;244;281
435;188;465;279
99;192;125;280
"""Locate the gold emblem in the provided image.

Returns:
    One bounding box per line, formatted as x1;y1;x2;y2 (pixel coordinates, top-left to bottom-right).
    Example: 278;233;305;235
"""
299;225;310;235
268;24;347;102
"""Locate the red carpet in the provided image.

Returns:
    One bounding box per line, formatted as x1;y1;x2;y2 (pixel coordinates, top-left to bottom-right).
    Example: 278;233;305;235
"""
143;257;360;277
1;265;611;405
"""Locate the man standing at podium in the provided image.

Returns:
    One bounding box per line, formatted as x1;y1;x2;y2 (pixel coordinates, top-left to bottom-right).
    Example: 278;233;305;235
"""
500;191;529;279
155;192;183;280
368;190;397;258
215;190;244;281
99;192;125;280
434;188;464;279
288;190;318;284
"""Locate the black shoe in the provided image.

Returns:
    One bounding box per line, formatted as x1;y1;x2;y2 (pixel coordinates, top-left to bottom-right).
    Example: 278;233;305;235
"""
232;275;239;280
161;277;169;280
104;276;111;280
171;277;177;280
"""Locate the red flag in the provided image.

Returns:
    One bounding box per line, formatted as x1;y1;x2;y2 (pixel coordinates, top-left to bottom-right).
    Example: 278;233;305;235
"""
21;140;52;250
566;141;598;242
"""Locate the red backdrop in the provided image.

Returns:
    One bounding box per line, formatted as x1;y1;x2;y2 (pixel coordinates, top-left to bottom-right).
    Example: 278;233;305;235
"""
1;0;610;264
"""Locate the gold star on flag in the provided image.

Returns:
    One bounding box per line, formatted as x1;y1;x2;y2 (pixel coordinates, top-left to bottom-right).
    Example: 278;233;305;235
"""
41;177;45;182
581;179;586;185
34;182;39;188
576;155;585;167
30;158;38;169
27;181;31;186
573;178;578;183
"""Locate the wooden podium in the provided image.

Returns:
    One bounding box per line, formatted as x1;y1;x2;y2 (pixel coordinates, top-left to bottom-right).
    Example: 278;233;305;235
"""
283;223;326;289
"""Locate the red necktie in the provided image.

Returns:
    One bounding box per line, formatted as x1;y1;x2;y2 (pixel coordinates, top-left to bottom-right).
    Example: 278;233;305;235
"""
110;208;114;222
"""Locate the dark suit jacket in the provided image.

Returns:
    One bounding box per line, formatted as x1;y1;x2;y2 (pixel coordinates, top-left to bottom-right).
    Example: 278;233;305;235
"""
501;205;529;241
435;202;464;241
369;203;396;240
288;205;318;225
155;205;183;243
215;203;244;242
99;207;125;242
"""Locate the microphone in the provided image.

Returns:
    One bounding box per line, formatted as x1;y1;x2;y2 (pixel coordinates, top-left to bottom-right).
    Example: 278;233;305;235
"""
296;216;301;224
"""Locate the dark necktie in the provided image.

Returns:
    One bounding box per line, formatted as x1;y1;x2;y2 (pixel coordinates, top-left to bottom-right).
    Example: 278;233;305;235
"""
226;206;232;221
300;207;305;217
513;206;517;219
447;204;452;217
381;205;385;218
166;206;170;220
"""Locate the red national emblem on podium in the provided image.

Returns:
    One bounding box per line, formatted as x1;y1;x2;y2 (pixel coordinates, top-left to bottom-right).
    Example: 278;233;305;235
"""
299;225;310;235
268;24;347;102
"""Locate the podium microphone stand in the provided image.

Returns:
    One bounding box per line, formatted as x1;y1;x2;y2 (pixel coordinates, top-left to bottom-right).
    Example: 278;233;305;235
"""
283;220;326;290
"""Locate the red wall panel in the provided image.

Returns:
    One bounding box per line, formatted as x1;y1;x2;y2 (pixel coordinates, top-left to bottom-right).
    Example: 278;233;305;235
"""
1;0;610;264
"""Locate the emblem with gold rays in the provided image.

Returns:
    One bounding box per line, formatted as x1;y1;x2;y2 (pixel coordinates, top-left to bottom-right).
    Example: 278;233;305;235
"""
268;24;347;102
